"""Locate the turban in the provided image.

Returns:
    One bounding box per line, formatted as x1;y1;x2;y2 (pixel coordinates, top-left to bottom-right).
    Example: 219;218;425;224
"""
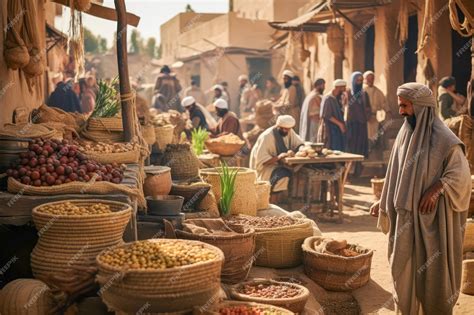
439;76;456;88
238;74;248;81
181;96;195;107
396;82;436;108
276;115;296;128
333;79;347;87
213;99;228;109
213;84;224;91
282;70;295;78
363;70;374;78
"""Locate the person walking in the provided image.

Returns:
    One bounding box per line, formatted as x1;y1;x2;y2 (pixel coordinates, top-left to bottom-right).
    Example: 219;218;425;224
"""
299;78;325;142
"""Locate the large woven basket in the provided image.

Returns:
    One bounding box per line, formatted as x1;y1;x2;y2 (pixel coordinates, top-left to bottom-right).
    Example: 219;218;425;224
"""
155;125;175;150
302;236;373;291
197;301;294;315
170;181;211;210
205;140;244;156
96;239;224;296
176;219;255;284
0;279;54;315
229;279;309;313
255;181;271;210
30;200;131;282
162;144;201;180
83;148;141;164
463;219;474;253
87;117;123;132
253;220;313;268
200;167;257;216
141;124;156;145
461;259;474;295
81;129;124;143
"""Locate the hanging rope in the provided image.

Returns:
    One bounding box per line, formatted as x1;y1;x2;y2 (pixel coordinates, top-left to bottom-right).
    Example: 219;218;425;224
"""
449;0;474;37
68;0;85;77
416;0;435;54
22;0;45;78
396;0;409;45
3;0;29;69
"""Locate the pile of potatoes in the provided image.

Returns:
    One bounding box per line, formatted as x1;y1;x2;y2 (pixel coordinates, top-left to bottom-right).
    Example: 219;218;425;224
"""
98;240;218;270
37;202;112;216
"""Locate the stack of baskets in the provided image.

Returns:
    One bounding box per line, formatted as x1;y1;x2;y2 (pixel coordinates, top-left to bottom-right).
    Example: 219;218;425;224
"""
176;218;255;284
30;200;131;282
254;220;313;268
81;117;124;143
302;236;373;291
255;181;271;210
229;279;309;313
95;239;224;313
200;167;257;216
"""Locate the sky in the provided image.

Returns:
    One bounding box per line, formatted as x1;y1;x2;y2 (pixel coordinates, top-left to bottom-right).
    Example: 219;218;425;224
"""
55;0;228;47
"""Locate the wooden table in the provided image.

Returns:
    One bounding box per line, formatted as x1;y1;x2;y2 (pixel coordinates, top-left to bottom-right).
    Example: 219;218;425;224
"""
282;152;364;222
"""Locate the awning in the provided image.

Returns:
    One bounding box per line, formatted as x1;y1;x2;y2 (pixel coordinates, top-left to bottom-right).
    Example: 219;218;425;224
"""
46;23;67;52
269;0;391;31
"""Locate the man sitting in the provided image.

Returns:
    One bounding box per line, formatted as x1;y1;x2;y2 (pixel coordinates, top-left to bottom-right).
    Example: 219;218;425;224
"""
213;99;243;139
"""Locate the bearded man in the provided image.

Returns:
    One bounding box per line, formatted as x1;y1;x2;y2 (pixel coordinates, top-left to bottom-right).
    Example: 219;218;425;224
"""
370;82;471;315
213;99;243;139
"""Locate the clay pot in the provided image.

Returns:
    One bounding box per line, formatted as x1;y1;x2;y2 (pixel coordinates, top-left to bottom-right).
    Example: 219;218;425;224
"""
146;195;184;216
143;166;172;197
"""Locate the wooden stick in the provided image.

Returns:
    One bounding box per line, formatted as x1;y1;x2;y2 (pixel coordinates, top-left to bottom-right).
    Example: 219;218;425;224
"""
114;0;135;142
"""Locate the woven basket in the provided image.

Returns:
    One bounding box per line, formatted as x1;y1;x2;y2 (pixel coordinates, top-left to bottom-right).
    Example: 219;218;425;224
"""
87;117;123;132
463;219;474;253
302;236;374;291
141;124;156;145
162;144;201;180
205;140;244;156
96;239;224;295
170;181;211;210
255;181;271;210
461;259;474;295
253;220;313;268
0;279;54;315
81;129;124;143
155;125;175;150
370;178;384;200
200;167;257;216
83;148;140;164
199;301;294;315
229;279;309;313
176;219;255;284
30;200;131;283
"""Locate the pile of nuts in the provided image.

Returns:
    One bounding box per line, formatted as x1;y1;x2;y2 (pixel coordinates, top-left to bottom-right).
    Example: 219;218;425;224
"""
207;134;244;145
98;240;218;269
218;305;285;315
238;282;302;299
226;215;301;229
37;202;112;216
79;141;140;153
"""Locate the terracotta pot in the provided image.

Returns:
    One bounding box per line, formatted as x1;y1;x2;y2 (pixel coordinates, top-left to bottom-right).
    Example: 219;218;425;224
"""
143;166;172;197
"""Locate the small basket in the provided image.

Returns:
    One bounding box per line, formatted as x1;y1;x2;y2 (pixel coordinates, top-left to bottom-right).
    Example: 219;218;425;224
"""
205;140;244;156
255;181;271;210
463;219;474;253
302;236;373;291
229;279;309;313
155;125;174;150
370;177;384;200
462;259;474;295
141;124;156;145
87;117;123;132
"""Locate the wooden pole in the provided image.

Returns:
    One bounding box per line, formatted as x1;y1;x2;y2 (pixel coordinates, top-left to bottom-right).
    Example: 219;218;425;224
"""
114;0;135;142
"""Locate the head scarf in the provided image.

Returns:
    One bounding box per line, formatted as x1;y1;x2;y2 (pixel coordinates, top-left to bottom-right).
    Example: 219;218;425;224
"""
381;82;462;214
283;70;294;78
213;99;228;109
363;70;374;79
333;79;346;87
276;115;296;128
181;96;195;107
351;71;363;97
439;76;456;88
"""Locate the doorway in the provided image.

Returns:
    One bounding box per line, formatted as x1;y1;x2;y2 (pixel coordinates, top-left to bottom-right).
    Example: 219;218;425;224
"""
246;57;271;90
403;14;418;83
451;17;472;96
364;24;375;71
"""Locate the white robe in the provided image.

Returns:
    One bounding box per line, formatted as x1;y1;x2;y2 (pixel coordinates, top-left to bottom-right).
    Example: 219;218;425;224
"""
249;126;303;192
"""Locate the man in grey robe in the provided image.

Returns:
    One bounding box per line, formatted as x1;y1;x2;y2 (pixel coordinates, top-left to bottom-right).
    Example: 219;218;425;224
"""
370;83;471;314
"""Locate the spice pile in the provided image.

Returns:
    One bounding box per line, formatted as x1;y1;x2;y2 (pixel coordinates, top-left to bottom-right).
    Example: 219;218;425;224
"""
207;133;244;145
239;282;302;299
218;305;285;315
98;240;218;269
226;215;301;229
37;202;112;216
79;141;140;153
6;139;124;186
327;247;360;257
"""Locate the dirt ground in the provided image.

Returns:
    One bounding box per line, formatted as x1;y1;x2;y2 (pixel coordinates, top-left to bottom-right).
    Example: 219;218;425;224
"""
295;178;474;314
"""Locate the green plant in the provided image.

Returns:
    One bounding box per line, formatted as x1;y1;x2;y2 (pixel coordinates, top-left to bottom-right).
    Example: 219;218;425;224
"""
191;127;208;155
217;162;239;216
90;77;120;118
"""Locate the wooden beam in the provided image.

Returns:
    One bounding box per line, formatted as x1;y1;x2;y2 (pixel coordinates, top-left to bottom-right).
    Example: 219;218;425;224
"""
52;0;140;27
114;0;135;142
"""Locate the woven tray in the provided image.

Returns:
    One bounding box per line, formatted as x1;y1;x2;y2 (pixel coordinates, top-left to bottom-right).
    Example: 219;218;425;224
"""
205;141;244;156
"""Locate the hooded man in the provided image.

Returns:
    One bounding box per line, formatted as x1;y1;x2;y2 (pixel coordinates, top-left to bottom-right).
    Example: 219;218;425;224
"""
154;65;182;112
318;79;347;150
370;83;471;315
212;84;229;103
213;99;243;139
250;115;304;198
363;70;387;144
182;96;217;132
438;76;467;120
274;70;300;131
299;78;325;141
